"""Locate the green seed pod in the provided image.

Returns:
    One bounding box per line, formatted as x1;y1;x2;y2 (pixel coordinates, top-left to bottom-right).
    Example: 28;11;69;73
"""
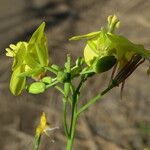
93;55;117;73
41;77;52;84
57;71;70;83
28;82;46;94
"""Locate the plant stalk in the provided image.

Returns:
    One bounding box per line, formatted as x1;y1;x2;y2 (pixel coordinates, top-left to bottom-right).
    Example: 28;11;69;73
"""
66;114;78;150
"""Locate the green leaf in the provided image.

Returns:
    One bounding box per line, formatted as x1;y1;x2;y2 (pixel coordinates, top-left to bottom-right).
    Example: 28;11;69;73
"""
10;65;26;95
71;66;82;78
28;82;46;94
28;22;49;67
11;42;27;71
107;33;150;59
87;39;97;52
97;30;112;52
25;52;41;69
18;67;44;78
69;31;100;41
35;43;49;67
29;22;46;43
107;33;133;47
51;64;61;71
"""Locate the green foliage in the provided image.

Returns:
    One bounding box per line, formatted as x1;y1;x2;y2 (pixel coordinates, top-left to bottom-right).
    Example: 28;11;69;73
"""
6;22;49;95
10;65;26;95
57;71;71;83
107;33;150;59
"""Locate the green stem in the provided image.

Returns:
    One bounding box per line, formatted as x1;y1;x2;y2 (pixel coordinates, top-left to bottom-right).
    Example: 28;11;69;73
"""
55;86;64;95
44;66;58;74
64;73;116;150
63;99;69;137
45;80;59;89
66;114;78;150
69;94;77;136
69;77;85;136
66;138;73;150
66;76;86;150
33;135;41;150
77;83;115;116
77;93;102;116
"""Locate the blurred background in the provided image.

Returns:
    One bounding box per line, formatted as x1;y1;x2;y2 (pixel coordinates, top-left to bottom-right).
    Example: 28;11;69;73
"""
0;0;150;150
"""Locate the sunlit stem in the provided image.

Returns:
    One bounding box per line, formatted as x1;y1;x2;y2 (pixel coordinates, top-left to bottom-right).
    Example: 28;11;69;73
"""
63;98;69;138
66;75;87;150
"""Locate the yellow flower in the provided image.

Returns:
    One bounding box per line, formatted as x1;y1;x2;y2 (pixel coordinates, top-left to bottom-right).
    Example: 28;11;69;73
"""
36;112;50;136
6;42;28;71
70;15;150;74
6;22;50;95
70;15;120;73
36;112;59;137
33;113;58;150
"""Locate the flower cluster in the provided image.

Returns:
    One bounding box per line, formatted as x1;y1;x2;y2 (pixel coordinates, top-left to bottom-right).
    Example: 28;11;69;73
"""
70;15;150;76
6;23;49;95
6;15;150;96
5;15;150;150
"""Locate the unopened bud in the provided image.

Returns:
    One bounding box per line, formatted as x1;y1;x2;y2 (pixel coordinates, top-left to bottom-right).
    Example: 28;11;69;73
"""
57;71;70;83
41;77;52;84
28;82;46;94
93;56;117;73
107;15;120;33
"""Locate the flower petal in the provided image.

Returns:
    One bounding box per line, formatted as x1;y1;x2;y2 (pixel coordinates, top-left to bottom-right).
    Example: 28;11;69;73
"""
10;65;26;95
69;31;100;41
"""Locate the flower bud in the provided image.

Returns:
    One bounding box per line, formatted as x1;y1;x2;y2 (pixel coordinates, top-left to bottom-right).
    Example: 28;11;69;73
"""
57;71;70;83
28;82;46;94
93;56;117;73
41;77;52;84
107;15;120;33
